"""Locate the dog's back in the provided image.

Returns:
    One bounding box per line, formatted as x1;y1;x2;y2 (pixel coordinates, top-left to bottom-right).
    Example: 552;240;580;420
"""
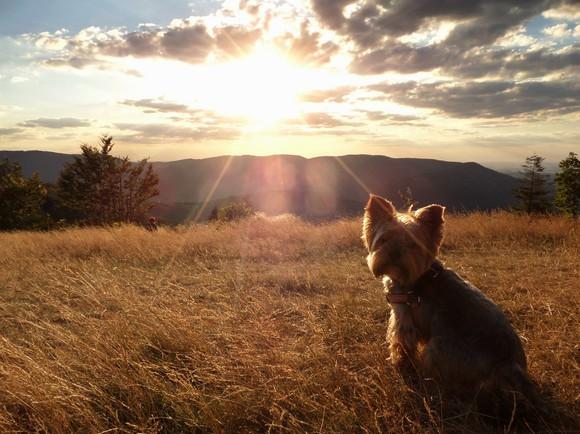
411;263;528;390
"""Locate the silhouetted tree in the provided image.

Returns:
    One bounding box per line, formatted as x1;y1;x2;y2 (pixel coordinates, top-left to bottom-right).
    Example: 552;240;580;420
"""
554;152;580;217
57;136;159;225
0;159;48;230
514;154;551;213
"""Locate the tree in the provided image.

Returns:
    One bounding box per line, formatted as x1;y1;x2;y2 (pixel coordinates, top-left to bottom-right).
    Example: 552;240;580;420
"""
57;136;159;225
554;152;580;216
0;159;48;230
514;154;551;213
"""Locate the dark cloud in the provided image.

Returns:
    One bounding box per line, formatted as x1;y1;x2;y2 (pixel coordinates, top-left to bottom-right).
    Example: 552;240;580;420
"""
351;41;580;78
311;0;354;30
313;0;572;49
276;22;339;65
0;128;24;136
351;42;447;74
37;20;263;69
300;86;355;103
450;43;580;78
19;118;92;128
160;24;214;62
369;79;580;118
120;98;191;113
313;0;580;77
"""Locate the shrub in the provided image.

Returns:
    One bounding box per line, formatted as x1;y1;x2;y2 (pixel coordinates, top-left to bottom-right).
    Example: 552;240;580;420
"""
216;201;255;222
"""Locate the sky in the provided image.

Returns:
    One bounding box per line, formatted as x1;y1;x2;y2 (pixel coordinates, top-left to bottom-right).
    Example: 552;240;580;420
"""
0;0;578;166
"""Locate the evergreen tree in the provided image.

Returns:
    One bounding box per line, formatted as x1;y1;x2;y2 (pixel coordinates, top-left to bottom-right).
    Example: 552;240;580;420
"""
0;159;48;230
554;152;580;216
514;154;550;213
57;136;159;225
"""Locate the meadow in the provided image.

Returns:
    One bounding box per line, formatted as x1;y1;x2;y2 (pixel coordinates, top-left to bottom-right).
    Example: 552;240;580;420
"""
0;212;578;433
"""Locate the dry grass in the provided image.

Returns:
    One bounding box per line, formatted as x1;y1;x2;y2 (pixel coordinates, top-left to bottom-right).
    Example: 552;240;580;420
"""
0;212;578;433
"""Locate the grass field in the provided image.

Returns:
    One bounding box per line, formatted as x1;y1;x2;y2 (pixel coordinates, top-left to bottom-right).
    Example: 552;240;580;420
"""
1;213;578;433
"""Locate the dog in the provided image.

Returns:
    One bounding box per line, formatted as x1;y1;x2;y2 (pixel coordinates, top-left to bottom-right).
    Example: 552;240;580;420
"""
362;194;532;406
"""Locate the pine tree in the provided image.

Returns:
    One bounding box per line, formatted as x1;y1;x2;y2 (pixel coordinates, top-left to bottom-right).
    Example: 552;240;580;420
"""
514;154;550;213
554;152;580;216
0;159;48;230
57;136;159;225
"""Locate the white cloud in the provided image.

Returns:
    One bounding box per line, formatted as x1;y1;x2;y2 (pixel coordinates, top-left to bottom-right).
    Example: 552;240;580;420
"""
542;5;580;21
543;23;572;38
497;25;537;47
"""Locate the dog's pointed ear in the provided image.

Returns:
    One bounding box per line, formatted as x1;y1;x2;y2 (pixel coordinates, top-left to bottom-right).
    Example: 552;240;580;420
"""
415;204;445;249
362;195;396;250
365;194;396;222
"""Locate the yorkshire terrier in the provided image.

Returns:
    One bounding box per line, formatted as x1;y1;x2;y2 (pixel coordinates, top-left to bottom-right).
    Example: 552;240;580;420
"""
362;194;533;406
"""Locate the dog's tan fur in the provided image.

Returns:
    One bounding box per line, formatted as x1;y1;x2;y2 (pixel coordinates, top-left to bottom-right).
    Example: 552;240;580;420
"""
362;194;531;402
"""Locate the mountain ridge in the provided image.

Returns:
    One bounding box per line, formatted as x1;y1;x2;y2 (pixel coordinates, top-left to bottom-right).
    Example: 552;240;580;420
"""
0;150;518;221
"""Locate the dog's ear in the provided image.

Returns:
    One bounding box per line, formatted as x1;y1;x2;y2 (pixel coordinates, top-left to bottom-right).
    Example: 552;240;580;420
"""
415;204;445;249
362;195;396;249
365;194;396;221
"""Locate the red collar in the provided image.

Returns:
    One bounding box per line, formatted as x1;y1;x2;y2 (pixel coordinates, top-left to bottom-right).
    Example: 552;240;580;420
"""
385;262;443;305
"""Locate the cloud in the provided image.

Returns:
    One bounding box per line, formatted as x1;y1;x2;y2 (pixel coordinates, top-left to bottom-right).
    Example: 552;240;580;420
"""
300;86;355;103
351;40;580;78
314;0;569;48
120;98;191;113
113;122;240;142
19;118;92;128
543;23;574;38
275;22;339;65
312;0;580;78
362;111;424;125
296;112;360;128
214;26;262;57
350;42;447;75
0;128;24;136
33;21;215;69
449;44;580;79
369;79;580;118
543;4;580;20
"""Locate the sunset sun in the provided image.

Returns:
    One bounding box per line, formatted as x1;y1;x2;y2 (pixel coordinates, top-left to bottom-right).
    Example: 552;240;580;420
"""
207;45;308;126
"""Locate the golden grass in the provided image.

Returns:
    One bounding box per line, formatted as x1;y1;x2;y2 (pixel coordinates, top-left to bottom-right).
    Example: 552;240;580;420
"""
0;212;578;433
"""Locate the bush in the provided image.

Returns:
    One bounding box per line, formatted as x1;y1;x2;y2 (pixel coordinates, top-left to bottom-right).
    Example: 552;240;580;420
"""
215;201;255;223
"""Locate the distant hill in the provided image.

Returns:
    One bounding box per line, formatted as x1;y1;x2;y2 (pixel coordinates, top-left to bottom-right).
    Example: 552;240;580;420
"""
0;150;75;183
0;151;518;221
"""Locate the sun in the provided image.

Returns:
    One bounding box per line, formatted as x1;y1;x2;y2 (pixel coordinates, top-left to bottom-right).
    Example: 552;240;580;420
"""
202;44;309;127
128;43;328;130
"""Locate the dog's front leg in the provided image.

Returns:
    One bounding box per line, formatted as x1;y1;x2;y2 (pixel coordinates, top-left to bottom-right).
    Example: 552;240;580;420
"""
387;304;419;369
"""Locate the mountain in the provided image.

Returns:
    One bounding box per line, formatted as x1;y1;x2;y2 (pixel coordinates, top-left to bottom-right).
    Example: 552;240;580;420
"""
0;150;75;183
0;151;518;221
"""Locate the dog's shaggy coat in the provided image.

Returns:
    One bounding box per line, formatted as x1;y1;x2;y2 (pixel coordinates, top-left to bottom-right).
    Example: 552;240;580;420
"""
362;194;532;404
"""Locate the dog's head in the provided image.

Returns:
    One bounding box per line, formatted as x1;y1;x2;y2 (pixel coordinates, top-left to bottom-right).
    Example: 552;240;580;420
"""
362;194;445;285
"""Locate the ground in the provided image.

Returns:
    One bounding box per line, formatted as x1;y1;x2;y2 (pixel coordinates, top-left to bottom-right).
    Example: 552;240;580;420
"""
0;213;578;433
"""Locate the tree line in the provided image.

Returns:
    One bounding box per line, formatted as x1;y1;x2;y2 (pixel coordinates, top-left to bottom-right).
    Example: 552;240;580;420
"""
514;152;579;216
1;136;159;230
